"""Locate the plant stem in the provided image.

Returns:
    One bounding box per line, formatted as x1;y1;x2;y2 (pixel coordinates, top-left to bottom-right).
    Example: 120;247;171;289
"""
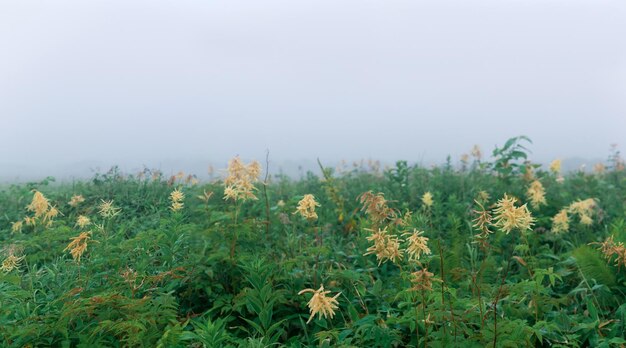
230;201;240;261
263;150;271;242
492;257;513;348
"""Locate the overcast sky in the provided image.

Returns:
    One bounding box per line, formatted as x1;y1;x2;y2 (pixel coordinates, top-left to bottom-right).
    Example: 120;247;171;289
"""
1;0;625;178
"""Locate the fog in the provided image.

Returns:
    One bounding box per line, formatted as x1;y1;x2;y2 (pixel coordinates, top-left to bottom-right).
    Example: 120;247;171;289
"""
1;0;625;181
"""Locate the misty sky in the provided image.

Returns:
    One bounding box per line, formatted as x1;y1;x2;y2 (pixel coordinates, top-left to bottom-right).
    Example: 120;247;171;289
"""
1;0;625;178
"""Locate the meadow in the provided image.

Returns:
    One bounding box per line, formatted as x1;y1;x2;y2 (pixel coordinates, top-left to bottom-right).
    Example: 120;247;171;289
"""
1;136;625;347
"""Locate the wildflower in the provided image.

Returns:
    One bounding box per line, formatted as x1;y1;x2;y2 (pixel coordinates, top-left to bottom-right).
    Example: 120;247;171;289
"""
473;201;493;235
594;163;605;174
294;194;321;221
68;195;85;207
76;215;91;229
364;227;403;265
410;268;437;292
358;191;397;227
1;254;25;273
526;180;546;209
170;188;185;212
580;214;593;226
551;209;569;234
403;229;431;261
43;205;62;227
223;186;238;201
98;200;121;218
298;284;341;324
24;216;36;226
492;194;534;234
223;156;261;201
594;236;626;268
477;190;491;203
421;192;434;208
471;145;482;160
568;198;596;225
64;231;92;263
11;221;23;233
27;191;50;218
550;159;561;174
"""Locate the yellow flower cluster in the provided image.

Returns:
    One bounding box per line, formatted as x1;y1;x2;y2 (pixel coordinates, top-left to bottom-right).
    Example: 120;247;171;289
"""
170;188;185;212
403;229;431;262
551;209;569;234
68;194;85;207
421;192;434;208
364;227;403;265
410;268;437;292
294;194;321;221
20;190;61;228
568;198;596;226
1;246;25;273
223;156;262;201
64;231;92;263
471;145;482;161
549;159;561;174
76;215;91;229
492;194;534;234
526;180;546;209
298;284;341;323
98;200;121;218
596;236;626;268
358;191;397;227
11;221;23;233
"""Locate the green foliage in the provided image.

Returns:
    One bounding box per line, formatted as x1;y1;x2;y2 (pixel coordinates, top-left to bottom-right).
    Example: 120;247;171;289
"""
1;138;625;346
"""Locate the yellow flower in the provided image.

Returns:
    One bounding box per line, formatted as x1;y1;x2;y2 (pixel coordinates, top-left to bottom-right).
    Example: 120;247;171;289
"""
364;227;403;265
27;191;50;218
223;156;261;201
358;191;397;227
24;216;36;226
492;194;534;234
549;159;561;174
64;231;92;263
594;163;605;174
526;180;546;209
580;214;593;226
568;198;596;225
170;188;185;212
43;205;62;227
551;209;569;234
403;229;431;261
298;284;341;324
76;215;91;229
98;200;121;218
410;268;437;292
471;145;482;160
68;195;85;207
594;236;626;268
1;254;25;273
294;194;321;221
11;221;23;233
421;192;434;208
